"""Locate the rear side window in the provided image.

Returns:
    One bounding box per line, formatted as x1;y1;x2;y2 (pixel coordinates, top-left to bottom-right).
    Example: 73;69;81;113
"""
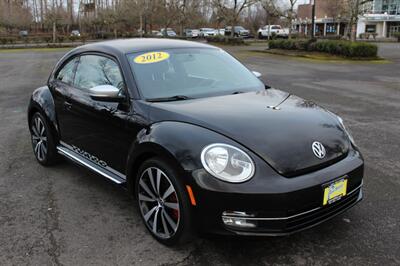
74;55;124;91
56;58;78;85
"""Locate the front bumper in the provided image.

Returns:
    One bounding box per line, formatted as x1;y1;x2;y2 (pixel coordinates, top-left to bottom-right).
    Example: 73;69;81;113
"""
222;184;362;236
189;149;364;235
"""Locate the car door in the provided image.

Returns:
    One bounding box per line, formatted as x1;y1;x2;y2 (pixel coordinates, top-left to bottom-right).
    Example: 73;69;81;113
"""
58;54;133;174
50;56;79;138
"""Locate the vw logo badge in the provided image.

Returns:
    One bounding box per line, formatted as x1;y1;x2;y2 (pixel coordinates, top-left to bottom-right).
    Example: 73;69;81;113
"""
312;141;326;159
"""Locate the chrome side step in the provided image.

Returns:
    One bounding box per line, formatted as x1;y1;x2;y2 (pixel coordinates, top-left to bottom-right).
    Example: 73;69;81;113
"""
57;146;126;184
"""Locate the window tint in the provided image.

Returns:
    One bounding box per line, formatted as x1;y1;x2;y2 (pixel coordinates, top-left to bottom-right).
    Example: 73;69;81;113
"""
74;55;124;91
56;58;77;85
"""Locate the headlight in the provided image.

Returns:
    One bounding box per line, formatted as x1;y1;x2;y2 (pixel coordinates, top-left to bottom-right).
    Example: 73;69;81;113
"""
337;116;356;146
201;143;255;183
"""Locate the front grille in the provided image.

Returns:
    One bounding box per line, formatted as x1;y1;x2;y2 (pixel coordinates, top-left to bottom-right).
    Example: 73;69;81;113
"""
285;187;361;231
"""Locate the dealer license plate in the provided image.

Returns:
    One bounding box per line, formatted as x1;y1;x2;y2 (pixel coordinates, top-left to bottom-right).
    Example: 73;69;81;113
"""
323;178;348;206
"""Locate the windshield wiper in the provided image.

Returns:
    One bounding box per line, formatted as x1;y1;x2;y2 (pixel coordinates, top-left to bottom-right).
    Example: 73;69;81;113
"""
146;95;192;102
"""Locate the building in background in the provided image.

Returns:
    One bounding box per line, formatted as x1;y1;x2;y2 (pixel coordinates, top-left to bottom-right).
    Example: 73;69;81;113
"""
357;0;400;38
293;0;348;37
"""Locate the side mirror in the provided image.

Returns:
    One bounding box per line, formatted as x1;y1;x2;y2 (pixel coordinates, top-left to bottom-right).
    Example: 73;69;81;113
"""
89;85;125;102
252;71;262;78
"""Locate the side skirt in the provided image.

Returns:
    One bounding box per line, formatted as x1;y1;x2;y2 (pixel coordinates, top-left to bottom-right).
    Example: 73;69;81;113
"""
57;145;126;184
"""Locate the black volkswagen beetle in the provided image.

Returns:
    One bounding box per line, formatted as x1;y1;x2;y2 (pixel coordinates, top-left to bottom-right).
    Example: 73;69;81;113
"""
27;39;363;245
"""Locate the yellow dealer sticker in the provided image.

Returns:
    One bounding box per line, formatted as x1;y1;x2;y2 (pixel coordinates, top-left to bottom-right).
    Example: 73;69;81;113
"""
134;51;170;64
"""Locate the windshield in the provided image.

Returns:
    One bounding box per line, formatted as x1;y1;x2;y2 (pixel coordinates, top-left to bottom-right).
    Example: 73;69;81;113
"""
127;48;264;100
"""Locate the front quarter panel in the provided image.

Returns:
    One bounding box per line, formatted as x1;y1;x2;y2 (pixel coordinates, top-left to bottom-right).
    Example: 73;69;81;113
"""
28;86;59;138
125;121;277;193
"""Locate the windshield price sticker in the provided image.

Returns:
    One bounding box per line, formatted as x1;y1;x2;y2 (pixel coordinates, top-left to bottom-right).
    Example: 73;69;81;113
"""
134;51;170;64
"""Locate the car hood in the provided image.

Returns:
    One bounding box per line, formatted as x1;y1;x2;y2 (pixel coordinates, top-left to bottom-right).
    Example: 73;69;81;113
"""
147;89;350;177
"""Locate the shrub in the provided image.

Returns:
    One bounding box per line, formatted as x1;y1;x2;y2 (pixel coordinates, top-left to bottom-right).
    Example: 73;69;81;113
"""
206;36;246;45
43;36;52;43
21;36;30;44
31;36;42;43
8;37;17;44
393;32;400;42
57;35;65;43
268;39;378;58
69;35;78;42
80;34;88;44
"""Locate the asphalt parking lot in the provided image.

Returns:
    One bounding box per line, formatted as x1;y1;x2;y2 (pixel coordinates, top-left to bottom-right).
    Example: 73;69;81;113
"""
0;43;399;266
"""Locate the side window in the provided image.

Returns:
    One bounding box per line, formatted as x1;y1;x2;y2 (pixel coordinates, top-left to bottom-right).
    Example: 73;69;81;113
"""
56;58;77;85
74;55;125;91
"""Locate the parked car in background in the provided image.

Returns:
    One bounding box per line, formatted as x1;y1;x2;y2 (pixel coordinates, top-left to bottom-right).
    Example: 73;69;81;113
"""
225;26;250;38
151;30;163;37
70;30;81;37
184;29;200;38
19;30;28;37
217;28;225;36
258;25;289;39
161;28;177;37
199;28;216;37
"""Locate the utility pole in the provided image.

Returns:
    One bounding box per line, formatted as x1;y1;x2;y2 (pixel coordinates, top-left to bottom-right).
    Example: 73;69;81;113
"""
52;21;56;44
311;0;316;38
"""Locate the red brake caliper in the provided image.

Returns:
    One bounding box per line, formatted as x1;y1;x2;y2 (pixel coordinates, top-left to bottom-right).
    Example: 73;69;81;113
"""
170;193;179;220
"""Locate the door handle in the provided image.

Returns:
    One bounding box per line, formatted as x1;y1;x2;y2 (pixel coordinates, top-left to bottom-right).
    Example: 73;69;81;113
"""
64;101;72;110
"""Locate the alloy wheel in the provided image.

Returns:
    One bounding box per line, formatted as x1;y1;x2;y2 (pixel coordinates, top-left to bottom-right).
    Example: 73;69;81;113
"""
31;116;47;161
138;167;180;239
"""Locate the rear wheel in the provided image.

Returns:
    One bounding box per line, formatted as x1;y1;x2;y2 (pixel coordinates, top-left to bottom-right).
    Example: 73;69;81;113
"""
136;157;193;245
30;112;58;166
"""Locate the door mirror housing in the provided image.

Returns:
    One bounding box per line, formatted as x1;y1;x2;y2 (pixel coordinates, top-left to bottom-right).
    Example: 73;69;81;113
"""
252;71;262;78
89;85;125;102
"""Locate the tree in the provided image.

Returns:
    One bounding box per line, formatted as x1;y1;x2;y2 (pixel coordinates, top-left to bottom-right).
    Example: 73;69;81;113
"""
176;0;203;35
259;0;281;39
212;0;258;37
346;0;373;41
258;0;297;39
282;0;297;39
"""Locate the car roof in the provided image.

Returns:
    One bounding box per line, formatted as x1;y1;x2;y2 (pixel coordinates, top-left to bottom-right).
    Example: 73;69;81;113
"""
71;38;215;55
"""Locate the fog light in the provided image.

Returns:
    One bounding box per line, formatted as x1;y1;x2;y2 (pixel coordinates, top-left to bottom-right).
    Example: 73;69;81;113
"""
222;211;257;228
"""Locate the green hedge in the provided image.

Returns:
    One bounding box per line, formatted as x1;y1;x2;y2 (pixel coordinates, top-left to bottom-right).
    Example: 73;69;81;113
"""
269;39;378;58
393;32;400;42
0;37;17;44
206;36;246;45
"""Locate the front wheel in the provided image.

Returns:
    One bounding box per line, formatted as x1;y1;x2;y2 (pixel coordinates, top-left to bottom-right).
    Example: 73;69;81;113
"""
30;112;58;166
135;157;193;246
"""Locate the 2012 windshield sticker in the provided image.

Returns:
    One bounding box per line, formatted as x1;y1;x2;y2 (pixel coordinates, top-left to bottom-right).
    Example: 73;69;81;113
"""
134;52;170;64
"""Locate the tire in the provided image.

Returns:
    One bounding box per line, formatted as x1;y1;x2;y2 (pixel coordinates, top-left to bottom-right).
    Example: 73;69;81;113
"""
135;157;194;246
258;32;264;39
29;112;59;166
